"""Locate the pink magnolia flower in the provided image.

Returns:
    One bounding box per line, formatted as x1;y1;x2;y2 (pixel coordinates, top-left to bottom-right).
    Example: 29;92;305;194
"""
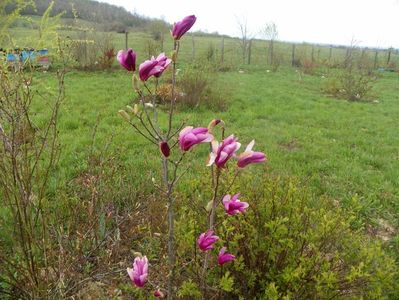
218;247;235;265
154;289;164;298
153;53;171;76
127;256;148;288
172;15;197;40
207;135;241;168
222;193;249;216
237;140;266;168
139;53;171;81
197;230;219;252
179;126;214;151
117;48;136;71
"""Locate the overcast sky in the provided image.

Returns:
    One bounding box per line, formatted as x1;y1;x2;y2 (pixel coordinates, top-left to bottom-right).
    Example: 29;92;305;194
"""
99;0;399;48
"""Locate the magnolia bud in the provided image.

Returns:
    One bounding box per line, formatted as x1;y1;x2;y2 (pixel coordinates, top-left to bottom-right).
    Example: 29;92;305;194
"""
207;119;224;131
171;50;177;62
154;289;164;298
205;200;213;212
133;251;142;258
133;104;139;115
126;105;134;113
118;110;130;121
132;74;140;92
159;141;171;157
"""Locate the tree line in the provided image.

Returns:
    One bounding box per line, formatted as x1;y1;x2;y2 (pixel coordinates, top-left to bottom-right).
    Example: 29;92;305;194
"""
5;0;165;31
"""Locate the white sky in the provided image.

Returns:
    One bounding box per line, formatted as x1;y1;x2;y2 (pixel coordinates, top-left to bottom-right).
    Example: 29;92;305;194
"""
99;0;399;48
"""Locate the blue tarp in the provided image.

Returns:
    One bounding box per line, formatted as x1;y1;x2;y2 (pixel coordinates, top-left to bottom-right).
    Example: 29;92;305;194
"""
21;50;36;62
6;53;16;61
3;49;50;68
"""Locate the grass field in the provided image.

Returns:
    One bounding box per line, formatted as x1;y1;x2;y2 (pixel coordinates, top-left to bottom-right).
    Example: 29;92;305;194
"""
29;64;399;231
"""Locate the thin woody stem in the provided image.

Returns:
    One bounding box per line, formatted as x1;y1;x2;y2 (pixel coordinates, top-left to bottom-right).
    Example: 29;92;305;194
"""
225;169;240;195
127;120;158;145
137;90;162;140
201;168;221;297
166;39;179;300
136;114;159;141
167;41;179;139
201;127;226;297
165;153;186;299
151;79;159;134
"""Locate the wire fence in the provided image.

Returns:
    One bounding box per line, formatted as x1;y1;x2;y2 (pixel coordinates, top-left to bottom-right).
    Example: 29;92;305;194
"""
6;28;399;71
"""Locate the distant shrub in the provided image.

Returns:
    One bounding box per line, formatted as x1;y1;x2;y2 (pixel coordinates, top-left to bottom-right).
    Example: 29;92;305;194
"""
292;58;302;68
156;83;183;103
322;77;340;97
69;31;94;69
145;39;161;59
70;32;115;70
339;70;376;101
271;52;283;72
323;70;377;101
97;33;115;69
174;175;399;299
98;46;116;69
387;61;397;71
206;43;215;62
357;50;374;71
302;58;316;75
175;63;228;110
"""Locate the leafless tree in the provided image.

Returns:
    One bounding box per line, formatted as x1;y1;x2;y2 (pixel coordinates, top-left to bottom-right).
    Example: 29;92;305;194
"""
261;22;278;65
236;16;252;64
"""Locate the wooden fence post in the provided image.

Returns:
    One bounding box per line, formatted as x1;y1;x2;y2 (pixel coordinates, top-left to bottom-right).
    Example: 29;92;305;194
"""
291;44;296;66
374;50;378;69
329;46;333;62
125;31;128;50
247;39;252;65
220;37;224;64
269;40;274;66
387;48;392;66
84;30;87;66
311;46;314;62
344;48;350;68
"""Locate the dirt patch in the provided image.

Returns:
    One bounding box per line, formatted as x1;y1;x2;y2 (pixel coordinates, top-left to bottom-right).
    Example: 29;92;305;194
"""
279;139;301;152
367;218;396;242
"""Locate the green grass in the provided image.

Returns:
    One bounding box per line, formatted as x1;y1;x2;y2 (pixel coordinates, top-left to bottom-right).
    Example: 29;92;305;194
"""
29;65;399;230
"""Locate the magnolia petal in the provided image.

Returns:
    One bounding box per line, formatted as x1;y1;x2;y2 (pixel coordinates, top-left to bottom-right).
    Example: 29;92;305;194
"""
202;133;214;143
179;126;194;138
127;267;134;282
245;140;255;152
211;140;219;153
207;152;216;166
231;193;240;202
235;142;242;152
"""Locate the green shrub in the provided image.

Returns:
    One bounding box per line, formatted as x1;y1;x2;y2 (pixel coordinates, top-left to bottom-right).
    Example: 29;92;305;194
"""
302;58;316;75
323;70;377;102
174;174;399;299
176;62;229;111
